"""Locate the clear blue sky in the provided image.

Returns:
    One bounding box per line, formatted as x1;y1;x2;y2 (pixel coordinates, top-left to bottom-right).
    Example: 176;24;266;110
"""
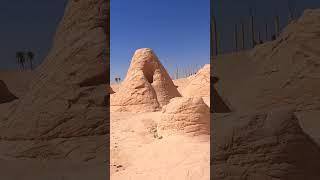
0;1;67;70
214;0;320;54
111;0;210;81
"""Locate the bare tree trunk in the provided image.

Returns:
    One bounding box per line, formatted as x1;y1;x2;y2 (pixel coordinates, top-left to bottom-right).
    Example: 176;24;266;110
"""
274;9;280;37
250;8;255;48
241;21;245;49
234;23;238;52
212;16;218;57
265;23;268;41
288;0;294;22
30;59;33;70
176;66;179;79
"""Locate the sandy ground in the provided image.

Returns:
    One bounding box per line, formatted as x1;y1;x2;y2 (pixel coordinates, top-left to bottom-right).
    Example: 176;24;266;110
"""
0;159;107;180
110;112;210;180
111;82;121;92
0;70;35;97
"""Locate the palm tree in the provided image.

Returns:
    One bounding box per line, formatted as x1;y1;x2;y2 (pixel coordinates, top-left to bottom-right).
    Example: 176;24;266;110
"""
26;51;34;70
16;51;26;70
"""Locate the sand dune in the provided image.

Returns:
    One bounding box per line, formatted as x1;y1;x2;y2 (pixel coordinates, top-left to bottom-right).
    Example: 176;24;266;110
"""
212;8;320;179
110;49;210;179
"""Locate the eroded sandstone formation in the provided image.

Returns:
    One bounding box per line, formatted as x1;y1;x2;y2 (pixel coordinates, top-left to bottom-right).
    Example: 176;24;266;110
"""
0;0;108;168
111;48;181;112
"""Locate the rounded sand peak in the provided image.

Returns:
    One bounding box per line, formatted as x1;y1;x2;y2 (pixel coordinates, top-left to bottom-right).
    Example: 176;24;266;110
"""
111;48;181;112
181;64;210;97
134;48;154;53
158;97;210;137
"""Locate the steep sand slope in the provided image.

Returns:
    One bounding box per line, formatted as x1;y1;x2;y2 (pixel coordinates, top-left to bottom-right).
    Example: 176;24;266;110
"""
212;9;320;179
0;0;108;179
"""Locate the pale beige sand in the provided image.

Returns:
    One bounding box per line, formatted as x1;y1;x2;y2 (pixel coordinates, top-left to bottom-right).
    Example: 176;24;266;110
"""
110;62;210;179
110;112;209;180
111;82;121;93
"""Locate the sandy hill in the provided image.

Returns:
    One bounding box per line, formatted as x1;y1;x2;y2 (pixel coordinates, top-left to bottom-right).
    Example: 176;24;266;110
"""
110;50;210;179
111;48;181;112
212;9;320;179
214;9;320;113
181;64;210;97
0;0;108;179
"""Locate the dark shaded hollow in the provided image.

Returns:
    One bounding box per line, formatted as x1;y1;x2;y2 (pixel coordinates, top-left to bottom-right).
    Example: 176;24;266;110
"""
212;76;219;84
0;80;18;103
212;88;231;113
142;62;155;84
210;76;231;113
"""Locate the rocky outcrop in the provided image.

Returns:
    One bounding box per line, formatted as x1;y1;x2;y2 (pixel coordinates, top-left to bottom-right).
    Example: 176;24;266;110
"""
158;97;210;137
111;48;181;112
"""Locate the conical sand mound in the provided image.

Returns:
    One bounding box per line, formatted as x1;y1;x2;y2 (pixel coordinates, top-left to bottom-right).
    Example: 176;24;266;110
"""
0;0;108;140
111;48;181;112
181;64;210;97
157;97;210;137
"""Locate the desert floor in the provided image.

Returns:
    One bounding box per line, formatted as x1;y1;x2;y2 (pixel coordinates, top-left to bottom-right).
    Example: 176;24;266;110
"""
110;111;210;180
110;74;210;180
